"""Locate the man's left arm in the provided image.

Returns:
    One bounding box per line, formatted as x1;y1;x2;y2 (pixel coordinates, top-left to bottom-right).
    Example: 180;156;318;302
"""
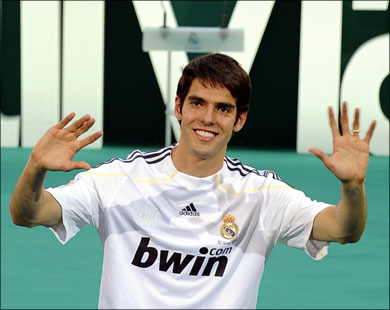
308;101;376;244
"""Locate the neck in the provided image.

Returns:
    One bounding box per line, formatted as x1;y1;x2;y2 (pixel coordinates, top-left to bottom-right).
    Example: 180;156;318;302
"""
171;144;225;178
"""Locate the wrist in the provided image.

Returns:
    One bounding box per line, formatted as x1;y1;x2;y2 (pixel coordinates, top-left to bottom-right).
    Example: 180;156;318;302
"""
341;180;365;197
28;151;47;174
341;179;365;187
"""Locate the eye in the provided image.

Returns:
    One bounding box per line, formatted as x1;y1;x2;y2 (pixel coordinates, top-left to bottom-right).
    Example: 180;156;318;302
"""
191;100;202;107
218;105;232;113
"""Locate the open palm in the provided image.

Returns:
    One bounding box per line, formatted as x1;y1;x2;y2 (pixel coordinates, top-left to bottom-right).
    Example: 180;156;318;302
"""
31;113;103;172
309;102;376;184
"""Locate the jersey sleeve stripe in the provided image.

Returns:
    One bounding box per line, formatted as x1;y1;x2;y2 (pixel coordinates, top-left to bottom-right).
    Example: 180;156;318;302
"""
93;146;174;169
224;156;260;177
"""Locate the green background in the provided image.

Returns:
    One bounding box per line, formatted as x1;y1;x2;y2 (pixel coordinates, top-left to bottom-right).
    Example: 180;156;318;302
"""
1;147;389;309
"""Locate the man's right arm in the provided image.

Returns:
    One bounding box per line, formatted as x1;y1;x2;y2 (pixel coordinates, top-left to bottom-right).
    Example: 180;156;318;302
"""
9;112;103;228
10;155;62;227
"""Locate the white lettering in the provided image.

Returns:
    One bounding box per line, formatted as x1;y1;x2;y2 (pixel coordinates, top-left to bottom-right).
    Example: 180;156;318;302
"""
340;34;389;156
0;113;20;147
18;1;104;148
224;1;275;73
20;1;61;147
62;1;104;149
296;1;342;154
352;1;389;11
133;1;275;144
133;1;187;143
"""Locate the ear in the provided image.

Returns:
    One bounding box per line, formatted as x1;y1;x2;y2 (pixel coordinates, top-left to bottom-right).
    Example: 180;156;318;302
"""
174;96;182;121
233;112;248;132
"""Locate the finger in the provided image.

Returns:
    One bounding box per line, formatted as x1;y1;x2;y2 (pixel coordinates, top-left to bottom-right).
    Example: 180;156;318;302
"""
328;106;340;137
363;120;376;143
67;114;91;132
73;117;96;138
351;107;360;136
56;112;76;129
340;101;350;135
78;130;103;149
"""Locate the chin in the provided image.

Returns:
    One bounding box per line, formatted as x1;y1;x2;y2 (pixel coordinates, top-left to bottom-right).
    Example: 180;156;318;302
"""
192;148;213;160
192;143;225;161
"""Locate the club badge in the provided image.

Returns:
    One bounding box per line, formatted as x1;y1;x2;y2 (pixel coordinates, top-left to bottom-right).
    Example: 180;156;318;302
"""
220;214;239;240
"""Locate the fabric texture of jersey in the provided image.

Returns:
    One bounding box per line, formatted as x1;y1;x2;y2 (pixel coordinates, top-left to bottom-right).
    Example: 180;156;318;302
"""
47;145;330;309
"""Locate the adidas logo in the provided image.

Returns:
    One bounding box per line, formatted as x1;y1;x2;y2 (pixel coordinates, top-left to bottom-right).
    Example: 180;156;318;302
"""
179;203;200;216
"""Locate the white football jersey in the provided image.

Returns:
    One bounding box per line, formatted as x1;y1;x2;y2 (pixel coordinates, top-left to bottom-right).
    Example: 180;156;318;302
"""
47;145;330;309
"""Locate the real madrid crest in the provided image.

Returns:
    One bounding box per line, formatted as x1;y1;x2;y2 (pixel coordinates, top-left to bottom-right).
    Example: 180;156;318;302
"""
220;214;239;240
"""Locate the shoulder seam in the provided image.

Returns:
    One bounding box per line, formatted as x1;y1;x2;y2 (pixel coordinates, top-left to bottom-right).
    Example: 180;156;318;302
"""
93;145;174;169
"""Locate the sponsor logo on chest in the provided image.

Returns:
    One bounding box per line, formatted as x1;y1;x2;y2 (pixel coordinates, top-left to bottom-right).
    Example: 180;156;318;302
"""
131;237;232;277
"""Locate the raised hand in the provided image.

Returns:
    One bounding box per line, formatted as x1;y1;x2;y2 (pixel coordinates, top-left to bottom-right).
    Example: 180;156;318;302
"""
31;113;103;172
309;102;376;184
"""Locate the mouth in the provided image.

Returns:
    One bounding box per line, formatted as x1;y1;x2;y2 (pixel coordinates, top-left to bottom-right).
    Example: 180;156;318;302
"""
194;129;218;140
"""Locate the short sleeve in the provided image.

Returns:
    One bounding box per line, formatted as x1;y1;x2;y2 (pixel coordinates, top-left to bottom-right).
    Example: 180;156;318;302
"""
279;189;330;260
47;171;101;244
261;178;331;260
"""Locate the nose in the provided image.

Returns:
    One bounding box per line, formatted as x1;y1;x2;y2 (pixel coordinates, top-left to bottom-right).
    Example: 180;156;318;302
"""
201;105;216;125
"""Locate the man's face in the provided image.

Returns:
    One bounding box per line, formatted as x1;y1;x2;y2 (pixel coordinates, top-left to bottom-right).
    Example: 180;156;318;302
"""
174;78;247;161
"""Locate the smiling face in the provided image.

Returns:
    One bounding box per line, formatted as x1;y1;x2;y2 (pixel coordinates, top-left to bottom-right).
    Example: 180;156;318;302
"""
173;78;247;172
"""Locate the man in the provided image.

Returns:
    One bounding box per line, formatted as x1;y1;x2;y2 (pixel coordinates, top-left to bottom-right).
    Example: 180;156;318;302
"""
10;53;376;308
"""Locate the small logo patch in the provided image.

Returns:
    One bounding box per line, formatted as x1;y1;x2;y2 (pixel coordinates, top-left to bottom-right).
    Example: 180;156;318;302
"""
220;214;239;240
179;203;200;216
138;202;159;227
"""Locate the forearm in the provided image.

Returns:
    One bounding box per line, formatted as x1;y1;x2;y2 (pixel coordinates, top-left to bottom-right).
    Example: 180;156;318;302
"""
336;181;367;243
10;154;48;227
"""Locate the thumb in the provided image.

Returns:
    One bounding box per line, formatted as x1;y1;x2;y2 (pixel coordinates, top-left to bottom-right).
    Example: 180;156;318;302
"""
308;147;329;164
67;161;91;171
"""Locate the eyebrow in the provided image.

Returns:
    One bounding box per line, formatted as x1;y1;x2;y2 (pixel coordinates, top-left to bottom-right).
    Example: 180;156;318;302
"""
187;95;206;103
187;95;236;110
216;102;236;110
